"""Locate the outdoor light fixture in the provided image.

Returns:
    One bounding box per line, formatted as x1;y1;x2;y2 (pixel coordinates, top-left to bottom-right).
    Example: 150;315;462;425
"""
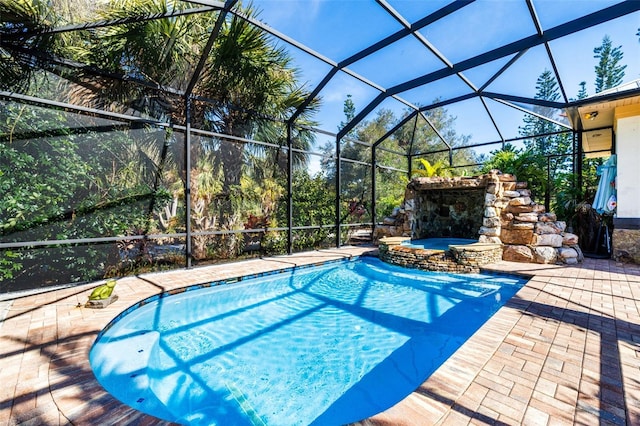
584;111;599;120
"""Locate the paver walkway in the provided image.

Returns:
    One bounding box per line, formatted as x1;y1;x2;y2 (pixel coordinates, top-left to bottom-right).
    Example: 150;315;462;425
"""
1;247;639;425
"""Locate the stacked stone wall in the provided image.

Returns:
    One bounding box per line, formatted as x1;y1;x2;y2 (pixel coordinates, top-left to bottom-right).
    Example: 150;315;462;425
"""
375;170;582;265
481;173;582;265
379;244;487;273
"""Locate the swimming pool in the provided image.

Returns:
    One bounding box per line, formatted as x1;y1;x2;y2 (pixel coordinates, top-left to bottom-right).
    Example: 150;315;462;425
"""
401;237;478;250
90;256;526;425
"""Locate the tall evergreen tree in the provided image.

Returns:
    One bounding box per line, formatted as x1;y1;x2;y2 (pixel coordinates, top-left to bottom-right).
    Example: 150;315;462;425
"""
576;81;588;100
593;35;626;93
519;70;569;157
518;69;572;201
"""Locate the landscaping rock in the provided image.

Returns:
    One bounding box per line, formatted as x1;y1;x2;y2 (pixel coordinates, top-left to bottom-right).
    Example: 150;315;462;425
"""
533;246;558;264
562;232;579;246
503;245;534;262
539;212;557;222
535;222;563;234
532;233;563;247
479;226;500;237
532;204;546;214
503;190;521;198
509;196;532;206
505;205;535;214
376;170;581;266
499;174;517;182
505;222;535;230
484;207;497;218
515;212;539;222
558;247;578;260
501;228;534;245
478;236;502;244
483;217;501;228
572;244;585;261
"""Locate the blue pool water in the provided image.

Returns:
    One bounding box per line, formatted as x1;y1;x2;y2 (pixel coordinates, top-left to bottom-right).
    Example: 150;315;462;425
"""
90;257;526;425
401;237;478;250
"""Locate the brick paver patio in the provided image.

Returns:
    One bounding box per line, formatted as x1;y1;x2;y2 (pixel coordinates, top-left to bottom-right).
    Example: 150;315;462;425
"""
1;247;639;425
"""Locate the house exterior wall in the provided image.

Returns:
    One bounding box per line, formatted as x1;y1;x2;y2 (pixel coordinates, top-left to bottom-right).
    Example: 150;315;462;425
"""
612;105;640;263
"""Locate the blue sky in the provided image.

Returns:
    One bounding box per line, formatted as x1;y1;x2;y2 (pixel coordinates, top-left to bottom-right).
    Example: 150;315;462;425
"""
250;0;640;159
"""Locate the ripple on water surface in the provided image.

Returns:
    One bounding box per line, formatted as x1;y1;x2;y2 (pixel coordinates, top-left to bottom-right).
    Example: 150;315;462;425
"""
90;257;526;425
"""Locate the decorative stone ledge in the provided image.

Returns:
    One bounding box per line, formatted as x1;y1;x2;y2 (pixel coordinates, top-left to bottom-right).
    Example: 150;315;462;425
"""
376;170;582;266
379;240;502;273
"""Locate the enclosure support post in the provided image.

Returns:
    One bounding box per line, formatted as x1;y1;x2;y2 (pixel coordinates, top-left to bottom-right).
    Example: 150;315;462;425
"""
335;136;341;248
371;146;377;238
287;123;293;255
576;131;583;197
571;131;578;208
545;155;551;213
184;97;193;268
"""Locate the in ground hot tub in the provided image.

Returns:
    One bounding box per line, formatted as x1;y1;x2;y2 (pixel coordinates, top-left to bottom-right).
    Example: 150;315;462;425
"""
379;237;502;273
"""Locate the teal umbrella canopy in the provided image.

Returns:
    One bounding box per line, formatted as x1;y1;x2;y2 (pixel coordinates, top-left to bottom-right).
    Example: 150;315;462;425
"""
593;155;617;215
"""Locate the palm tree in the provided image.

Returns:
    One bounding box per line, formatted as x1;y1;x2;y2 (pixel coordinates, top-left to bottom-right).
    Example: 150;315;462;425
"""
3;0;320;261
412;158;451;178
69;0;318;216
0;0;60;91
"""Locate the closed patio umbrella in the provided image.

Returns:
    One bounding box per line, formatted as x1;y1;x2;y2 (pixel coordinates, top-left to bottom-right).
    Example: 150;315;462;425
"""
593;154;617;215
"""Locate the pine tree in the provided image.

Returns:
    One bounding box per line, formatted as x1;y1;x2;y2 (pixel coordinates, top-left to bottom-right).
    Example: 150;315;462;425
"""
593;35;626;93
576;81;588;100
339;94;356;132
519;70;567;157
518;69;572;202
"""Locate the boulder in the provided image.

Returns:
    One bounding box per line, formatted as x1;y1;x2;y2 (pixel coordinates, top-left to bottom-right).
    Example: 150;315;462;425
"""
479;235;502;244
503;245;534;262
538;212;557;222
503;190;521;198
494;199;510;209
535;222;563;235
483;217;501;228
532;204;546;214
484;207;497;218
533;246;558;264
501;228;534;245
485;193;497;206
505;222;535;230
509;196;532;206
404;198;415;211
515;212;539;223
499;174;517;182
505;205;535;214
479;226;500;237
557;247;578;259
562;232;579;246
532;233;563;247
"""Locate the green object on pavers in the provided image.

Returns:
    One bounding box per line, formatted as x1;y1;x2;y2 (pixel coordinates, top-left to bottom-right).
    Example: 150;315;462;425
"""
89;279;117;300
